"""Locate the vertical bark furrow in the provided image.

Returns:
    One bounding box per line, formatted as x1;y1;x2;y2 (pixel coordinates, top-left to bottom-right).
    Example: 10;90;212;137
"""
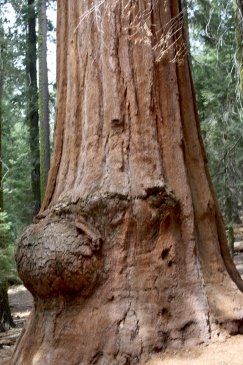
39;0;51;199
53;2;76;200
63;1;81;193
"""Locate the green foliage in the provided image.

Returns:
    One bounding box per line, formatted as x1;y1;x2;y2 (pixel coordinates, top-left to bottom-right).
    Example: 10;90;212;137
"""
3;121;33;236
188;0;243;224
0;1;56;292
0;210;12;249
1;3;34;236
0;210;20;285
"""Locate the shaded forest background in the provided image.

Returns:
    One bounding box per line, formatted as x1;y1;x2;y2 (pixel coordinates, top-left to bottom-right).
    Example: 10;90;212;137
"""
0;0;242;327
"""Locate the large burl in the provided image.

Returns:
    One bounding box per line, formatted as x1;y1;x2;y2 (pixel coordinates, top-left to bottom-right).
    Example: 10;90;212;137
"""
16;207;104;298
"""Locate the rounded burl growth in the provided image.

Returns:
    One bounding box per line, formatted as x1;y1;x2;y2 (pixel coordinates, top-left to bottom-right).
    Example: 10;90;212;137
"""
16;213;103;298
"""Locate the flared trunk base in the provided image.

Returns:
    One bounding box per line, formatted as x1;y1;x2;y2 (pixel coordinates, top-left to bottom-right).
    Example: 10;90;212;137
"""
12;195;243;365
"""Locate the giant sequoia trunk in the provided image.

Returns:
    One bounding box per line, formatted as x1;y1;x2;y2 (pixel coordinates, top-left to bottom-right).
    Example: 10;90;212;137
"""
12;1;243;364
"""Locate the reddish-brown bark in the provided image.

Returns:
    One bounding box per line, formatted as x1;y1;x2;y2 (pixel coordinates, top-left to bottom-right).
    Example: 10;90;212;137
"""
11;1;243;364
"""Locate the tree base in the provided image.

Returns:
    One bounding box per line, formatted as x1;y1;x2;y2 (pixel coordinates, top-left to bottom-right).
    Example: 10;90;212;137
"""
11;194;243;365
0;282;15;333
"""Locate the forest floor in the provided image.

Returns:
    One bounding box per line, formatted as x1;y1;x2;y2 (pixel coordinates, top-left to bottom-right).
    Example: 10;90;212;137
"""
0;285;32;365
1;224;243;365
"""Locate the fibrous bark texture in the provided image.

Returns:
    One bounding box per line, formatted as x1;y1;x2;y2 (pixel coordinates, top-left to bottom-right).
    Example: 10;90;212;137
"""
12;1;243;364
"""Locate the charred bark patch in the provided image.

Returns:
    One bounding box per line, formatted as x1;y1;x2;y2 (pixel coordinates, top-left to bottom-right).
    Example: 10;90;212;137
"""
111;118;124;132
168;260;173;267
90;351;103;365
180;321;198;342
159;307;171;318
143;186;178;209
152;331;169;353
219;319;243;335
161;248;170;260
164;215;171;229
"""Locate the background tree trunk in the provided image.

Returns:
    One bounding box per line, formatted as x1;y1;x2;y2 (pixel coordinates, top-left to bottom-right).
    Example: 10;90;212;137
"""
38;0;50;200
12;1;243;364
26;0;41;215
0;282;15;332
234;0;243;94
0;21;4;209
0;21;15;334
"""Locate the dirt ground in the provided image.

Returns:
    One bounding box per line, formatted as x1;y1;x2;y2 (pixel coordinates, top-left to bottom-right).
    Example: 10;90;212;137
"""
1;225;243;365
147;335;243;365
0;286;32;365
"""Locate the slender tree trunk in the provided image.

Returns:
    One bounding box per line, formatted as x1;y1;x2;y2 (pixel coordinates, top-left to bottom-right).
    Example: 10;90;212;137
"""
234;0;243;95
224;156;235;256
0;282;15;332
12;1;243;364
0;22;4;209
0;23;15;333
38;0;50;200
225;188;234;256
26;0;41;215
